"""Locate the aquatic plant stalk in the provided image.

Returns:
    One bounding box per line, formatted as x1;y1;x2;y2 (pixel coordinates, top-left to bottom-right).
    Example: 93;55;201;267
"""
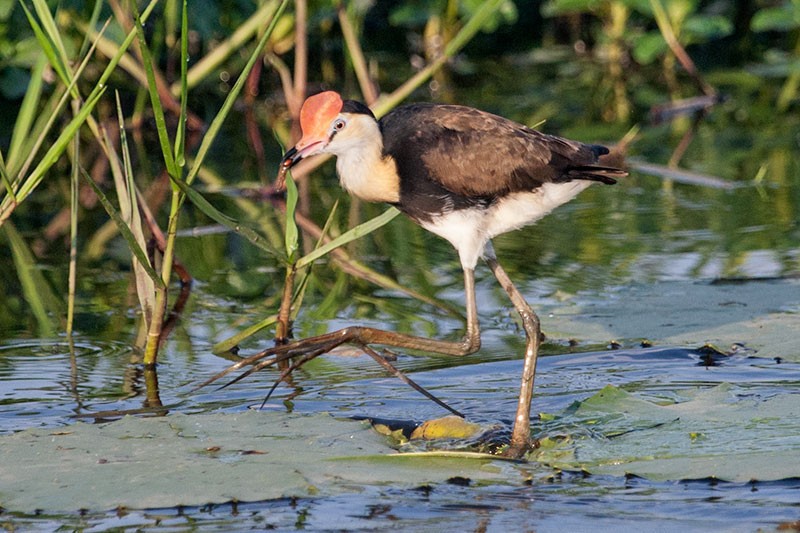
139;0;290;363
184;0;290;188
66;99;80;337
777;32;800;112
373;0;508;117
133;0;186;364
275;172;300;342
649;0;715;97
338;3;378;104
169;0;282;96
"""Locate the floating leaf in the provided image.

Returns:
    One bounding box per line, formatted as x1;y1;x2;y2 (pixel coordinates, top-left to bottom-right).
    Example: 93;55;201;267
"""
0;412;510;513
542;384;800;482
410;416;482;440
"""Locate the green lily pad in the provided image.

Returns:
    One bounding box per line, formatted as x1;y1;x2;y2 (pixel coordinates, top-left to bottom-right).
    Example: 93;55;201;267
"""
543;279;800;363
0;411;511;513
543;384;800;482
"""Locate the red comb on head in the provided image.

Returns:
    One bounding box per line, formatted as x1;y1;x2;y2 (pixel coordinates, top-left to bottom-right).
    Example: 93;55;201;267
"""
299;91;344;136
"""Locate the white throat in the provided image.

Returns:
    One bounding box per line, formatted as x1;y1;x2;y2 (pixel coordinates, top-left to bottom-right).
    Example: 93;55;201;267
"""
328;117;400;204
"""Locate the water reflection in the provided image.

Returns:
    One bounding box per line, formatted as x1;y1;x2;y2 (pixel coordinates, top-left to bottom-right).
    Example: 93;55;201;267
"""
0;339;163;432
0;52;798;530
3;336;796;435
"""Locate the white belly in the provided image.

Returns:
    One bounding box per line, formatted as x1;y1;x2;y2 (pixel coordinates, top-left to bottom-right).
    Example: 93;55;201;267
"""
419;181;593;269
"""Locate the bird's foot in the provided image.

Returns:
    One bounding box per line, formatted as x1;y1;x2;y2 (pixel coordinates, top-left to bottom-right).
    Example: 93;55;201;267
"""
195;328;463;417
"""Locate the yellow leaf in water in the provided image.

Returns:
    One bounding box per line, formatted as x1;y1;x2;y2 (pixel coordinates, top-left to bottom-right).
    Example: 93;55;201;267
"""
410;416;481;440
372;423;393;436
372;423;408;444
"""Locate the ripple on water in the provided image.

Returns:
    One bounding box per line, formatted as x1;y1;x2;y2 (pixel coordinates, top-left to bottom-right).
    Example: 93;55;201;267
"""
0;338;136;433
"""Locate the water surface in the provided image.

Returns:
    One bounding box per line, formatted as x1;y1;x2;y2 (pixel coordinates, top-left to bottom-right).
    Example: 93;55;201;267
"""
1;57;799;530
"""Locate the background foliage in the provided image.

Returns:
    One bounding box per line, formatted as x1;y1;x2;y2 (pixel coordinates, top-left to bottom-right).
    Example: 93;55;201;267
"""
0;0;798;343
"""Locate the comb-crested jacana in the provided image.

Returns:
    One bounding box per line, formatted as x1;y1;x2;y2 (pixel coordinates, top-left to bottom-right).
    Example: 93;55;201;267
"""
229;91;625;457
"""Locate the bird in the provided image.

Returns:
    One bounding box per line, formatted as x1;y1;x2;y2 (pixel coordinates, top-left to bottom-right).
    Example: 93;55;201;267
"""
239;91;625;458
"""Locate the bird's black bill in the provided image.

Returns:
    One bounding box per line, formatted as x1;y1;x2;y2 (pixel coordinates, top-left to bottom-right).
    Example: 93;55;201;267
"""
280;146;302;169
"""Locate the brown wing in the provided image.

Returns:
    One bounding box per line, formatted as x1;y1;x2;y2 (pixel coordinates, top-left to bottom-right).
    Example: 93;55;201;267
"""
380;103;623;198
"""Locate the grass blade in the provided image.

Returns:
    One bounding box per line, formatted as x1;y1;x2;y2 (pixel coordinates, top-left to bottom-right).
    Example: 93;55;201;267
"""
132;8;178;180
81;167;163;288
6;55;46;175
30;0;72;87
116;92;157;323
185;0;290;187
173;0;189;167
295;207;401;269
284;173;299;261
212;314;279;354
11;86;105;205
0;148;12;200
7;15;109;184
2;222;61;336
169;176;283;260
18;1;68;91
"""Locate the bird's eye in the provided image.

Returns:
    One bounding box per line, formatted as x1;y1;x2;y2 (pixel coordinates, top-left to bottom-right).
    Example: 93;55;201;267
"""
333;119;346;131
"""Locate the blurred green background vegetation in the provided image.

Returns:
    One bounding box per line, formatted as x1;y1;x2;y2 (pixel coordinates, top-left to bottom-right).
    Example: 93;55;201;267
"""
0;0;798;351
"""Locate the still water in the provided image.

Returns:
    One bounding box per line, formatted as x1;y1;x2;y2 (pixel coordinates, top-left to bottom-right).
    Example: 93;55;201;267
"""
1;56;799;530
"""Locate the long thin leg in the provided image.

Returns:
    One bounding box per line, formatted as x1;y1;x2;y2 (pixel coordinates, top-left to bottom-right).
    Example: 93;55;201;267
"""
359;344;464;417
256;343;464;418
484;245;541;458
198;268;482;393
200;262;539;456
